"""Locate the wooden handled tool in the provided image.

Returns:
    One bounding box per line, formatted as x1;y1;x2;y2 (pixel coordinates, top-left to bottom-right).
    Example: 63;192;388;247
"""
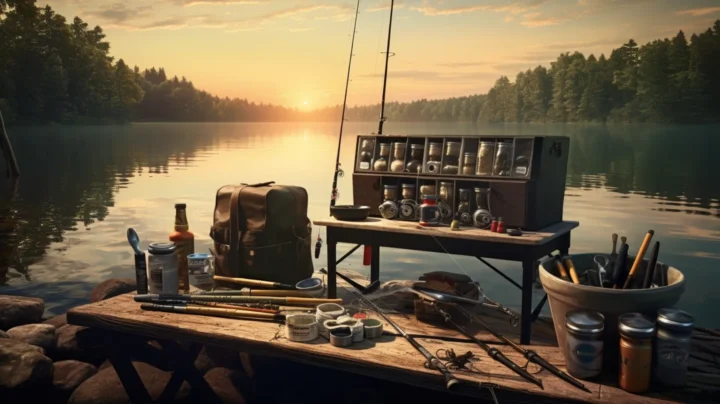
141;303;286;321
611;243;630;288
622;230;655;289
641;241;660;289
206;288;318;298
554;258;570;281
620;236;627;245
563;257;580;284
135;294;342;306
189;301;280;314
213;275;295;290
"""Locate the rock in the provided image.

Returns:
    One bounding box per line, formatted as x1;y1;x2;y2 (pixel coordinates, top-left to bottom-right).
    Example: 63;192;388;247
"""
53;325;106;365
7;323;57;352
0;338;53;390
68;361;190;404
0;295;45;330
43;314;68;329
90;278;136;303
201;367;248;403
0;330;7;338
53;360;97;393
99;360;112;371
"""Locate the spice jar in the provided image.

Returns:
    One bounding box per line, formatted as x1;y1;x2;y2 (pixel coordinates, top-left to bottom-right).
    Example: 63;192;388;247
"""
383;184;398;201
456;188;472;225
419;195;441;226
655;308;694;387
565;310;605;379
420;184;436;199
373;143;390;171
442;141;460;174
148;242;179;294
390;142;407;172
358;139;374;170
406;144;424;173
618;312;656;393
401;183;416;200
462;152;477;175
493;141;514;176
427;142;442;160
476;141;496;175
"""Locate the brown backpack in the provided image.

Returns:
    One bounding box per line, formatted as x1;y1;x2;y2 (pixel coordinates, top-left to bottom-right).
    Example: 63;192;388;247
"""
209;181;313;286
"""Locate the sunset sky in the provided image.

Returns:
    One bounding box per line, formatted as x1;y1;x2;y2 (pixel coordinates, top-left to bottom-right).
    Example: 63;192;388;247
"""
45;0;720;109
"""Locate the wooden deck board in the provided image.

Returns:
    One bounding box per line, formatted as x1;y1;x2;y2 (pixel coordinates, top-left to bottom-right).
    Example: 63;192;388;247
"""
313;217;579;245
65;269;713;403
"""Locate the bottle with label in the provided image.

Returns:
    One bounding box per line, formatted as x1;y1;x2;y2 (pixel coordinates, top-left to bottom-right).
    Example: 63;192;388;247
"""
618;312;656;393
564;310;605;379
169;203;195;294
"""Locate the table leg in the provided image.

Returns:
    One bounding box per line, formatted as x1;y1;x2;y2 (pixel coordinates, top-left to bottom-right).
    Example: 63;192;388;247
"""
106;334;153;403
157;341;220;403
327;239;337;299
369;245;380;291
520;259;535;345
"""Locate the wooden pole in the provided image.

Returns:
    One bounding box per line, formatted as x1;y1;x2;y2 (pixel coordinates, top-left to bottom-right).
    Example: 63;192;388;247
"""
0;110;20;179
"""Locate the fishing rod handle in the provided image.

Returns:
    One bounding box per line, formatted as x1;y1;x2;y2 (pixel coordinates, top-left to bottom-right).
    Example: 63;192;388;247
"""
526;350;587;391
213;275;294;289
488;348;543;389
413;341;460;389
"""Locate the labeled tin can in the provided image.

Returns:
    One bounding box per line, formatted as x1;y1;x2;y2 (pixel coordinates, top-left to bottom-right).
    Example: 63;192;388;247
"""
618;312;656;393
148;242;178;294
188;253;214;291
565;310;605;379
655;308;694;387
419;195;441;226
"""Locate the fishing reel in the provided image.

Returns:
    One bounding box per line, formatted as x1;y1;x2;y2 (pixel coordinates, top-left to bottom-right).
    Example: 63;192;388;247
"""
425;161;441;175
438;200;452;221
458;210;473;226
473;209;492;229
398;199;418;220
379;200;399;220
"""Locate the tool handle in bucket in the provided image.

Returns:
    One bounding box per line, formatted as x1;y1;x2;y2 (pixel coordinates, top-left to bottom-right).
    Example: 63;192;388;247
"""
213;275;294;290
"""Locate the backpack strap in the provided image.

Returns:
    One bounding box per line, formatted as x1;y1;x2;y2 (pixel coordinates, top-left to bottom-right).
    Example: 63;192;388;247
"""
228;185;250;275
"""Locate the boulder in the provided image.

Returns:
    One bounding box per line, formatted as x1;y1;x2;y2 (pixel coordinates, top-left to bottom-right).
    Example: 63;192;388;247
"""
68;361;190;404
43;314;68;329
53;360;98;393
0;330;7;338
0;338;53;390
53;325;106;365
90;278;137;302
0;295;45;330
99;359;112;371
7;323;57;352
201;367;248;403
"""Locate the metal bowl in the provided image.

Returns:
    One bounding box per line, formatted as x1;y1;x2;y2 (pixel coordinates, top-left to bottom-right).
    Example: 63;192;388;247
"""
330;205;371;221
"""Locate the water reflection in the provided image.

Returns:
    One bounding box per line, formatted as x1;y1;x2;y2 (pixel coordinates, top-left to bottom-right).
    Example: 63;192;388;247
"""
0;122;718;323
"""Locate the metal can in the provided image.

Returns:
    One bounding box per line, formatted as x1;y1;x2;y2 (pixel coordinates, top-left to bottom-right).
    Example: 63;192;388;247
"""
564;310;605;379
618;312;656;393
148;242;178;294
655;308;694;387
188;253;214;291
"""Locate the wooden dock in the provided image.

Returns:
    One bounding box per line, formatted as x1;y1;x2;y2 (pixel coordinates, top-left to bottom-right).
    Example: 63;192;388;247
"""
66;270;720;404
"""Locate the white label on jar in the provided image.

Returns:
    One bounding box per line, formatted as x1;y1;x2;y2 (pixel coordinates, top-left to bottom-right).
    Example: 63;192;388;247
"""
515;166;527;175
565;333;603;379
359;162;370;170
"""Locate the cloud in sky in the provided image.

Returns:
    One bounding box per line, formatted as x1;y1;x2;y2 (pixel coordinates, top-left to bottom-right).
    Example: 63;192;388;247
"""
676;7;720;17
86;3;153;24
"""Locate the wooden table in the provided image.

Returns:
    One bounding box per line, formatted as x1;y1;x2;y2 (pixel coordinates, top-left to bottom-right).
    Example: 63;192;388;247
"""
313;217;579;344
66;290;688;404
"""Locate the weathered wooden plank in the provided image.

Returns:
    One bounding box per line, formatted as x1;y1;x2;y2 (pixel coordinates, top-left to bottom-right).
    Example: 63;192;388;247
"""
313;217;579;245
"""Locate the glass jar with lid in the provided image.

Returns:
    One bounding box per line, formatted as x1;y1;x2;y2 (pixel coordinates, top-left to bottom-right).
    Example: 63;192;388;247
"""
493;140;514;176
373;143;390;171
438;181;454;222
426;142;442;174
655;308;694;387
564;310;605;379
390;142;407;172
618;312;656;393
462;152;477;175
383;184;398;201
419;184;436;199
406;144;424;173
357;138;374;170
456;188;472;225
476;141;496;175
442;141;460;174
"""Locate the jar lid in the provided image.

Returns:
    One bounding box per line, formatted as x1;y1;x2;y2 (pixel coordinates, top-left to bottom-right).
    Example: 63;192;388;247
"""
422;195;438;200
618;313;656;339
566;310;605;335
379;143;391;147
657;308;694;331
429;142;443;146
464;152;477;156
392;142;406;146
149;242;176;254
439;181;453;186
480;141;495;145
446;141;460;145
383;184;398;189
175;203;186;209
474;187;487;192
459;188;471;193
411;144;424;149
401;183;416;188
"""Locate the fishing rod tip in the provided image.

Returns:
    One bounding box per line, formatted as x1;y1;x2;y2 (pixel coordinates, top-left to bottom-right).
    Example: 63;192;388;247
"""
581;385;592;393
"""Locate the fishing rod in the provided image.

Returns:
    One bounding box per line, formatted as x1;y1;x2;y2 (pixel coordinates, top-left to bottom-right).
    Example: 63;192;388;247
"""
377;0;395;136
134;294;342;306
140;303;285;322
432;303;543;389
348;289;460;389
329;0;361;212
417;289;590;393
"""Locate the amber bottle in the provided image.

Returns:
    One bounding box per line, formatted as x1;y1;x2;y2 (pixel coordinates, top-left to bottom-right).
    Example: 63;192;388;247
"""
169;203;194;293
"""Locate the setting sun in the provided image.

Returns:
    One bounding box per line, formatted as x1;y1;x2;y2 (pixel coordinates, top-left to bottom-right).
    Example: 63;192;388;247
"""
303;101;308;105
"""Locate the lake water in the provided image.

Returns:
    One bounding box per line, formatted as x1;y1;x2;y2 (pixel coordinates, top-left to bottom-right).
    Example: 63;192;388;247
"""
1;122;719;327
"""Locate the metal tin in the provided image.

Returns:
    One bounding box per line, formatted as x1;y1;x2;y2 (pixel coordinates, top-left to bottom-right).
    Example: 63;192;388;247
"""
618;313;655;393
329;327;353;347
419;196;441;226
383;184;398;201
401;183;416;200
565;310;604;379
148;242;178;294
655;309;694;386
187;253;213;291
362;318;384;339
